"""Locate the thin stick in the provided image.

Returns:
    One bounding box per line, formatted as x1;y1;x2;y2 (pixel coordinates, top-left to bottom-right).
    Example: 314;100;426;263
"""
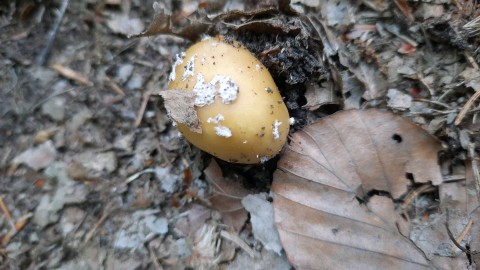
0;197;15;230
83;209;112;244
465;52;479;70
124;168;156;185
413;98;452;109
455;91;480;125
51;64;93;86
445;210;470;254
105;76;126;96
35;0;69;65
401;184;433;210
468;143;480;205
1;213;33;246
148;243;165;270
220;230;259;258
451;219;473;252
134;89;152;127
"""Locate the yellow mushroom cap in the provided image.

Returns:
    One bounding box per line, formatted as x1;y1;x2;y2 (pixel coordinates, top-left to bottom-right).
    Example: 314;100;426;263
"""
167;37;290;164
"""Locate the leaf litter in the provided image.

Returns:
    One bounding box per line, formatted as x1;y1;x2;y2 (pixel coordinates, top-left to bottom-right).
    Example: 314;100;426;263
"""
204;159;251;231
272;109;480;269
2;0;480;269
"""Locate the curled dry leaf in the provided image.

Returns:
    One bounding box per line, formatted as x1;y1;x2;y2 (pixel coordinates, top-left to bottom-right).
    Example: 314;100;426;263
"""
204;160;250;231
129;4;208;41
303;81;340;111
272;109;445;270
159;90;202;133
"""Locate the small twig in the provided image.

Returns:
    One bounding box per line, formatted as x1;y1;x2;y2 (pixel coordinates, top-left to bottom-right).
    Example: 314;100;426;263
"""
401;184;433;210
455;91;480;125
83;209;112;244
417;73;435;96
468;143;480;205
442;174;466;182
1;213;33;246
445;210;470;254
35;0;69;65
148;243;165;270
410;109;458;116
51;64;93;86
219;230;259;258
465;52;479;70
134;89;153;127
413;98;452;109
124;168;156;185
451;218;473;253
438;88;455;102
105;76;126;96
463;15;480;37
0;197;15;231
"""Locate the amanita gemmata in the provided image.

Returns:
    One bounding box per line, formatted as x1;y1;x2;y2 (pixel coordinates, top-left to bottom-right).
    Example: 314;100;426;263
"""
167;37;290;164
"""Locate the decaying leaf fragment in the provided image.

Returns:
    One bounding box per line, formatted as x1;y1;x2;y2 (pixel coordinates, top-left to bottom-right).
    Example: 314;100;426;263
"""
159;90;202;133
129;3;208;41
204;160;250;231
272;109;446;270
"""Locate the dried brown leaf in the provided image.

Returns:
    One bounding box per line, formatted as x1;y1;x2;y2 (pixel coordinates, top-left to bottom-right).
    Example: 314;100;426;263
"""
159;90;202;134
204;160;250;231
302;81;340;111
272;109;445;269
129;5;171;38
217;8;302;35
129;5;209;41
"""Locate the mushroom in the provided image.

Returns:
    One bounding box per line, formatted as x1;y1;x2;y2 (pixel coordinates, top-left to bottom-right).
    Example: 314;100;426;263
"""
167;37;290;164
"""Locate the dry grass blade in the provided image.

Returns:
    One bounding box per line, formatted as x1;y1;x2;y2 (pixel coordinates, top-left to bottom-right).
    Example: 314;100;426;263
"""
451;218;473;253
105;75;126;96
83;209;112;244
0;197;15;230
1;213;33;246
455;91;480;125
463;15;480;37
148;243;165;270
220;230;259;258
468;143;480;205
134;89;152;127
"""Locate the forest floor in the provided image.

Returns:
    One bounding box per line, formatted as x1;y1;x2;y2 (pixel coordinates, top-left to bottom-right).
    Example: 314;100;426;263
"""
1;0;480;269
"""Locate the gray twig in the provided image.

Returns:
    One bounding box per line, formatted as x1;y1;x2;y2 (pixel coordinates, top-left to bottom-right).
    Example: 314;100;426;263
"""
35;0;69;65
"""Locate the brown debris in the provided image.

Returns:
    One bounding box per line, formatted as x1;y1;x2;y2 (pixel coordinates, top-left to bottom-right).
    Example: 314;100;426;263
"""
158;90;202;133
51;64;93;86
455;90;480;126
272;109;446;269
134;89;153;128
3;0;480;269
204;160;250;231
1;213;33;246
